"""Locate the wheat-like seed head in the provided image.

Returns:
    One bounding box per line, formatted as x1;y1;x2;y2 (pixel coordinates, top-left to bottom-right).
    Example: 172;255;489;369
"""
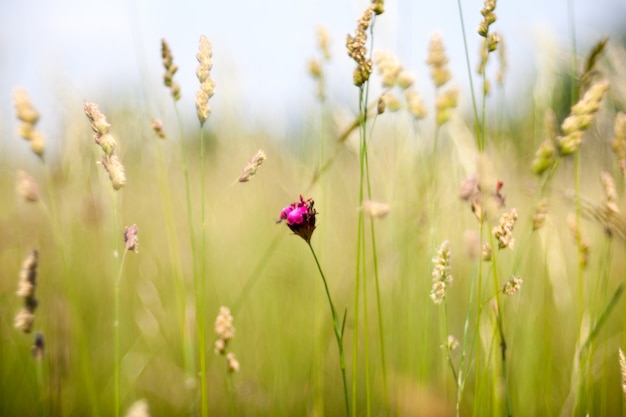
13;88;45;158
426;32;452;88
346;5;375;87
195;35;215;125
161;39;181;101
558;80;610;155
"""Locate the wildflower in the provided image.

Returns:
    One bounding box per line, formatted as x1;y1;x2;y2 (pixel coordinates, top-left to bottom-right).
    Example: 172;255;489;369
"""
195;35;215;125
493;208;518;250
278;195;317;243
502;276;523;295
16;170;39;203
238;149;267;183
430;241;452;304
214;306;235;354
124;224;139;253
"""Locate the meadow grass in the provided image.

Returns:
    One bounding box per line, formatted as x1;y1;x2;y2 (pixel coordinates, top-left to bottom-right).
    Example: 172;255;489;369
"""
1;1;626;416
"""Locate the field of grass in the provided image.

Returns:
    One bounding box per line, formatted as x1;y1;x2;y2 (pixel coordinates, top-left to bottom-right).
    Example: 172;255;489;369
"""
2;1;626;416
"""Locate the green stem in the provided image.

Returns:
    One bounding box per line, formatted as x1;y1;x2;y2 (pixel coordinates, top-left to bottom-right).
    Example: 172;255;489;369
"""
198;124;208;417
488;230;512;417
113;206;127;417
308;243;350;417
455;0;482;150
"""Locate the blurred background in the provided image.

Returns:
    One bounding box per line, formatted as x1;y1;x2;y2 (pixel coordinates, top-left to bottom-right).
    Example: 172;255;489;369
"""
1;0;625;153
1;1;626;416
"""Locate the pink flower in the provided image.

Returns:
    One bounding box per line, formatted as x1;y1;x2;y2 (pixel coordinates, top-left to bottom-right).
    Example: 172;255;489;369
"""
278;195;317;243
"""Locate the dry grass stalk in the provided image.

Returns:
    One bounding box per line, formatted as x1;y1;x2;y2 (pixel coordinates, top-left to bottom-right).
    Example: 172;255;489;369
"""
14;250;39;333
195;35;215;125
13;88;45;158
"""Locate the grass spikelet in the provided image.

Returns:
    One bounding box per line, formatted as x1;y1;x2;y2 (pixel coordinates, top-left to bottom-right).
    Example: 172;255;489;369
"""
161;39;181;101
430;240;452;304
14;250;39;333
13;88;45;158
237;149;266;183
16;170;39;203
426;32;452;88
150;118;166;139
618;348;626;396
502;276;523;295
610;112;626;175
84;101;126;190
195;35;215;125
493;208;518;250
567;213;590;269
346;5;375;86
558;80;610;155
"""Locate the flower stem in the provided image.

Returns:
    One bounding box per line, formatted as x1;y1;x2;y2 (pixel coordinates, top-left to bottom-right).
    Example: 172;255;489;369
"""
308;242;350;417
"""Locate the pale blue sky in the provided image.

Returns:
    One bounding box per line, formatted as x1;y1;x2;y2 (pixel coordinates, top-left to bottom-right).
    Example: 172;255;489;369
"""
1;0;624;152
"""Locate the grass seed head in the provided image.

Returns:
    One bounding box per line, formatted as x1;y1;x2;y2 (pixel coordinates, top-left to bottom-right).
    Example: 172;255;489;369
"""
151;118;166;139
426;32;452;88
347;5;375;87
238;149;267;183
195;35;215;125
16;170;39;203
161;39;181;101
430;241;452;304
